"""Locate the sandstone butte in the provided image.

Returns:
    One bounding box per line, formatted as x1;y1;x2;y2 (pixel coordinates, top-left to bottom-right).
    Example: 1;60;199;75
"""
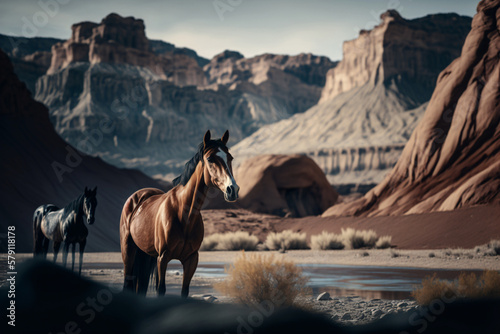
47;13;206;87
324;0;500;217
235;154;338;217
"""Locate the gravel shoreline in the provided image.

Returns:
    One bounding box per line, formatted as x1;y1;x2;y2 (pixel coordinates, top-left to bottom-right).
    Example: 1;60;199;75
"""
311;295;418;324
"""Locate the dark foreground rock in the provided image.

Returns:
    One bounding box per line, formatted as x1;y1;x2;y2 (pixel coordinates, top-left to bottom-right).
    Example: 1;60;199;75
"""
2;260;500;334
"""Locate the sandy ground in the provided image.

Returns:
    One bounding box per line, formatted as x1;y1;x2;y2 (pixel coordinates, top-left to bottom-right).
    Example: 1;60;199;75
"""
12;247;500;270
200;204;500;251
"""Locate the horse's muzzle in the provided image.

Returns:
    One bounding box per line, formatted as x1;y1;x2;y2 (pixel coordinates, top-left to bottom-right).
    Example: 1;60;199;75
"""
224;185;239;202
87;217;95;225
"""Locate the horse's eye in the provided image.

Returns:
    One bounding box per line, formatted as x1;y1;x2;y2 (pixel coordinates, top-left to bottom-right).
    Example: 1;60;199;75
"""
207;157;215;163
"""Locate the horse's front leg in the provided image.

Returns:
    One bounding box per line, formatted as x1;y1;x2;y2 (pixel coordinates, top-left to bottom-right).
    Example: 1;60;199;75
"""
62;241;70;267
79;240;86;276
181;252;199;298
157;253;170;296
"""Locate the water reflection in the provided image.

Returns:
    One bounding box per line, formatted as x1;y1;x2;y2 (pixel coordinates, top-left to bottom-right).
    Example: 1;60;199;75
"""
85;262;484;300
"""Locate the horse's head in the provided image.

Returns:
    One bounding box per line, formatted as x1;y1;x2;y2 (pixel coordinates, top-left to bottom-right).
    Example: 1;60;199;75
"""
202;130;240;202
83;186;98;225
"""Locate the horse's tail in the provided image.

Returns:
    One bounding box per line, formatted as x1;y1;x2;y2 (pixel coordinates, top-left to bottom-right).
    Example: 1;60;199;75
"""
120;188;163;295
33;206;44;255
133;248;158;295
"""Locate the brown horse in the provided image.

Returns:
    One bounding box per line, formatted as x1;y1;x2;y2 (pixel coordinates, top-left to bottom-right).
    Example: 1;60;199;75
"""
120;130;239;297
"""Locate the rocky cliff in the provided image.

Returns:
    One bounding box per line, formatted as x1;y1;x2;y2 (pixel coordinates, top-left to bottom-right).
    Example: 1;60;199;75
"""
324;0;500;216
320;11;471;102
233;11;471;185
32;13;336;179
47;13;206;87
0;49;163;252
0;34;62;93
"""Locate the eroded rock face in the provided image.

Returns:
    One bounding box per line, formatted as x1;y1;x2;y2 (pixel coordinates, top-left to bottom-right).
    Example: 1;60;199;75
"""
0;34;62;93
323;0;500;216
232;11;470;186
33;14;336;179
47;13;206;87
235;155;338;217
320;11;471;102
204;51;337;117
0;49;162;252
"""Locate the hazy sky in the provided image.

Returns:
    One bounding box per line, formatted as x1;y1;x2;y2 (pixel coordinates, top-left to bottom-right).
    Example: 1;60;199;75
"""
0;0;477;61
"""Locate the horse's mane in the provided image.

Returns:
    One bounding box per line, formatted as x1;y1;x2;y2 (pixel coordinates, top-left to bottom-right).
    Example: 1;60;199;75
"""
172;140;226;186
64;193;84;214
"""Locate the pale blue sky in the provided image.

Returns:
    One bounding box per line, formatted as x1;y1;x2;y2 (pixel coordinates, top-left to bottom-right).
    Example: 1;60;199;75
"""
0;0;477;61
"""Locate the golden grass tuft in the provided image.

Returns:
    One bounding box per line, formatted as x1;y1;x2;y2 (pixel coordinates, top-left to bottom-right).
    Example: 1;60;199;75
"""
199;234;219;251
214;252;309;308
412;270;500;305
200;232;259;251
264;230;308;250
375;235;392;249
489;240;500;255
341;228;378;249
310;231;344;250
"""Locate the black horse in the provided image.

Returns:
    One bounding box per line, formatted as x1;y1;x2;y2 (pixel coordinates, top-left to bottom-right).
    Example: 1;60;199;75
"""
33;187;97;275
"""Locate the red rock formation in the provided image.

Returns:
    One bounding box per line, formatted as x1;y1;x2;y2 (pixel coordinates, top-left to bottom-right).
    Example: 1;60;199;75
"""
0;49;163;252
235;155;338;217
323;0;500;217
320;11;470;102
47;13;206;86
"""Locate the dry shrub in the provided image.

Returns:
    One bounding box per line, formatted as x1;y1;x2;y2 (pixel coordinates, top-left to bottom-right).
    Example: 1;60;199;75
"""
264;230;308;250
375;235;392;249
412;274;455;305
200;234;219;251
488;240;500;255
217;231;259;251
341;228;378;249
215;252;309;308
412;270;500;305
200;232;258;251
310;231;344;250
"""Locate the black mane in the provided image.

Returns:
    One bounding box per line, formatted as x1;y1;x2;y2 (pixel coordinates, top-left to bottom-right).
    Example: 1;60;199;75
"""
172;140;226;186
64;193;84;215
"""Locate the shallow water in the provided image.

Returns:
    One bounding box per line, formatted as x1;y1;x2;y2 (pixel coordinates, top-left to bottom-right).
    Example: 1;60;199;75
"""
85;261;484;300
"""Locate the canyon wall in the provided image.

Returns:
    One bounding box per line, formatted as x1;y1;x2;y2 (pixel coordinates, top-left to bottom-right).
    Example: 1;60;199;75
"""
324;0;500;216
233;11;470;185
30;13;335;179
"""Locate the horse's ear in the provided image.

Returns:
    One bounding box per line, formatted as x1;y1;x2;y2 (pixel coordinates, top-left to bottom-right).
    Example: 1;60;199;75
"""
203;130;211;147
221;130;229;145
84;186;88;194
93;186;97;194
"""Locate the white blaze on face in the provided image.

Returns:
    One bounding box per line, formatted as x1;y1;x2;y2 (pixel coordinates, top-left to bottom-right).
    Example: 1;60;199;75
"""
216;150;239;197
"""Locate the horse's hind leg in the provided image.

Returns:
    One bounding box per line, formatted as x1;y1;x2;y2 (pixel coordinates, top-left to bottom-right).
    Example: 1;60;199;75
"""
42;237;50;259
79;240;86;276
181;252;199;298
71;243;76;271
53;241;61;263
33;233;46;258
62;241;70;267
122;236;138;292
156;253;171;296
